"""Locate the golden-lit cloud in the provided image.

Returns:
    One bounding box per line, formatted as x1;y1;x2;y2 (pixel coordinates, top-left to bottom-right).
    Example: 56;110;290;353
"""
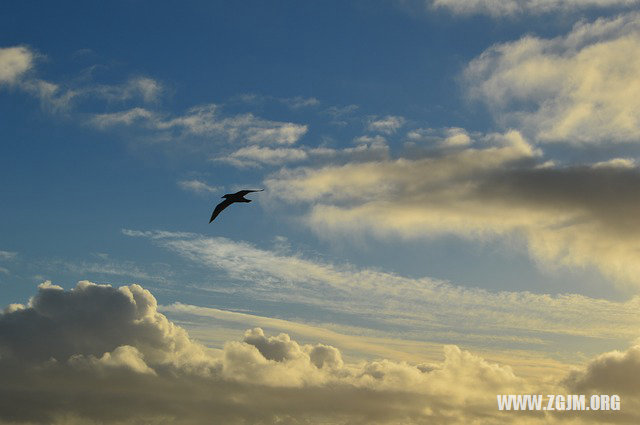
124;229;640;368
465;12;640;144
264;131;640;288
3;281;639;424
5;281;616;425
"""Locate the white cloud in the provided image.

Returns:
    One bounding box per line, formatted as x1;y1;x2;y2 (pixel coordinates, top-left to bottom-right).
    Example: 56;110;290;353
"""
0;46;163;111
465;13;640;144
592;157;636;169
220;145;309;167
234;93;319;109
178;179;220;194
0;251;17;261
91;107;154;127
441;127;472;147
279;95;320;109
92;104;308;145
367;115;406;134
89;76;163;103
0;46;34;85
430;0;640;17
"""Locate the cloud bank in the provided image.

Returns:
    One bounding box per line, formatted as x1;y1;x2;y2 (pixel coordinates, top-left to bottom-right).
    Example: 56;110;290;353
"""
0;281;551;425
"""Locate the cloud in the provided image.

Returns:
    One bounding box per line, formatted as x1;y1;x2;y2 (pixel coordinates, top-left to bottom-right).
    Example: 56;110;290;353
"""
87;76;163;103
465;13;640;144
234;93;319;109
0;46;162;112
177;179;220;194
441;127;472;147
125;229;640;365
592;157;636;169
0;46;34;85
405;127;473;149
565;345;640;395
92;104;308;146
219;145;309;167
279;95;320;109
264;129;640;288
0;281;549;425
0;251;17;261
367;115;405;134
217;140;389;168
430;0;640;17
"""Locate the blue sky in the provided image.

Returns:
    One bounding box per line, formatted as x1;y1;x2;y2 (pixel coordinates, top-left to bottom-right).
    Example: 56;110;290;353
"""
3;2;640;423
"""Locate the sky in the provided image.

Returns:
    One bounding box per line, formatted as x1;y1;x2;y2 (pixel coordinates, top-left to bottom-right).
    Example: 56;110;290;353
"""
2;1;640;424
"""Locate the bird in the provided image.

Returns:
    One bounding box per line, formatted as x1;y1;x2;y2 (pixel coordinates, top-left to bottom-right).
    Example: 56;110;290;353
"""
209;189;264;223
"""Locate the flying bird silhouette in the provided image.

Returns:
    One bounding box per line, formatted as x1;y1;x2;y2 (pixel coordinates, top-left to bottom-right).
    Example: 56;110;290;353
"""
209;189;264;223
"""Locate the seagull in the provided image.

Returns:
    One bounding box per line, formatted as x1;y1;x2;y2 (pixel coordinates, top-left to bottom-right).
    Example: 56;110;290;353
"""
209;189;264;223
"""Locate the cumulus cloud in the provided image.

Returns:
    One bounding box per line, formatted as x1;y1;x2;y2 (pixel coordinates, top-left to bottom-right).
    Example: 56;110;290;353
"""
0;281;549;425
264;129;640;288
465;13;640;144
430;0;640;17
565;345;640;395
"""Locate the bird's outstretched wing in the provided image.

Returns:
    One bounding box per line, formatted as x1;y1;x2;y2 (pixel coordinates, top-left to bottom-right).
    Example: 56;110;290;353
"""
209;199;234;223
235;189;264;197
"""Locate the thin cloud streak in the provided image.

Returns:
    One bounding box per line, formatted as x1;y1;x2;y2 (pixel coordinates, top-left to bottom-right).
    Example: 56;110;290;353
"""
124;229;640;361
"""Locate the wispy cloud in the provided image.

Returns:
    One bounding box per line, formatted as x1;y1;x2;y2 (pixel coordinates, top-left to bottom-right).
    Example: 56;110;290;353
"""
218;146;310;167
0;251;17;261
178;179;220;194
85;76;163;103
0;46;164;112
124;229;640;362
91;104;308;145
367;115;405;134
280;95;320;109
429;0;640;17
235;93;320;109
323;104;359;126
